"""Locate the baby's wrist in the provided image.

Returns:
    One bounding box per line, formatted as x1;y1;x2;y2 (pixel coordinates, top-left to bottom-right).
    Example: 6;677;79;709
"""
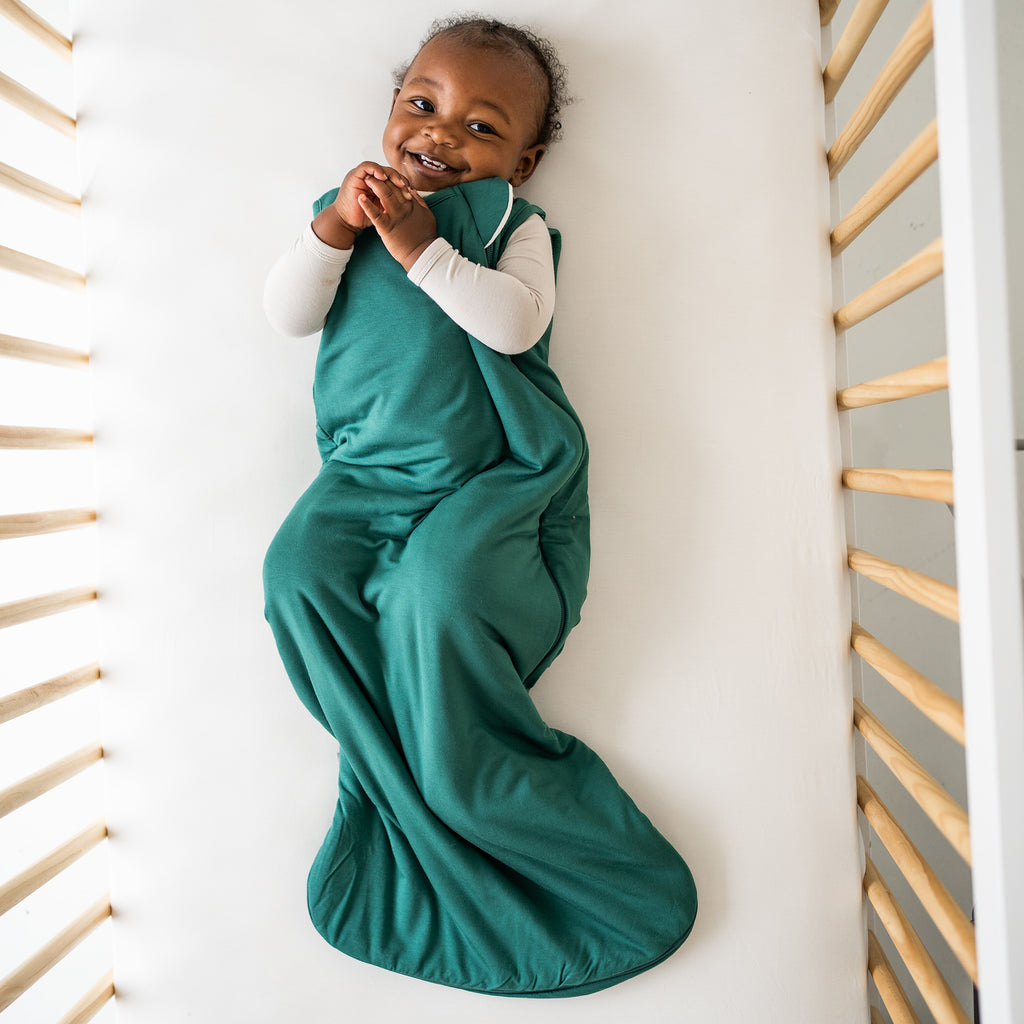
398;236;437;273
312;204;360;250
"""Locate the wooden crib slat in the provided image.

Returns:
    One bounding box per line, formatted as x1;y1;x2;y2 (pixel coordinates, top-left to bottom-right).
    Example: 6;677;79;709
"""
0;586;97;631
851;624;965;744
0;425;93;449
864;857;971;1024
0;896;110;1012
828;1;933;178
843;467;952;504
832;120;939;255
855;700;971;864
56;971;115;1024
0;662;101;725
823;0;891;104
0;742;103;821
0;587;98;630
0;820;107;916
0;160;81;214
0;0;72;60
868;929;924;1024
848;547;958;622
0;244;86;290
0;332;89;368
0;69;76;137
859;777;977;981
0;508;97;540
838;356;947;409
834;237;943;330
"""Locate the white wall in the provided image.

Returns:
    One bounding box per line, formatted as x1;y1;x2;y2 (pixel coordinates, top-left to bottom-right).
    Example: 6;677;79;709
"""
70;1;866;1021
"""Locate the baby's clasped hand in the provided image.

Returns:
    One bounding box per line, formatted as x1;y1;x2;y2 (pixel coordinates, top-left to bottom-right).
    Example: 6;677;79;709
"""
336;162;410;229
358;174;438;273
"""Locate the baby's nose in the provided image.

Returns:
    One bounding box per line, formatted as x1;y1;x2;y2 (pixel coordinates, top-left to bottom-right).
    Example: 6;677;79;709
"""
423;120;457;146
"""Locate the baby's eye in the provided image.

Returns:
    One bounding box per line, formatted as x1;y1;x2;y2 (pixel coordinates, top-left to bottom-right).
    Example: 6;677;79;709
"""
410;98;434;112
469;122;496;136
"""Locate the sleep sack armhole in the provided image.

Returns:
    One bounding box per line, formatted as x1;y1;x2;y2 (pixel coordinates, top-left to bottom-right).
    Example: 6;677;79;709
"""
483;182;515;252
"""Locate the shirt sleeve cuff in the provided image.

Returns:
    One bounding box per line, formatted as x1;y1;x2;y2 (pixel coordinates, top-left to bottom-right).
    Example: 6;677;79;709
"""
407;237;455;286
301;222;355;269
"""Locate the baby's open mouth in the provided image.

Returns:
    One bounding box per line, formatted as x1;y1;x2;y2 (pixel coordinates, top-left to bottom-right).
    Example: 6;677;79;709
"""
414;153;453;172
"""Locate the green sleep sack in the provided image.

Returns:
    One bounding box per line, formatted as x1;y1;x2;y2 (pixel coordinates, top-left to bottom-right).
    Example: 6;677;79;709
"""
263;177;697;997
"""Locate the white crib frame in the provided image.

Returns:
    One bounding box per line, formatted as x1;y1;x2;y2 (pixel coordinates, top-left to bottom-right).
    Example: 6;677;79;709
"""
934;0;1024;1019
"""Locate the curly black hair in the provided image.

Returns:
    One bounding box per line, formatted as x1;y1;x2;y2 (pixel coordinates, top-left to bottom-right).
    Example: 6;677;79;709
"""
393;14;572;147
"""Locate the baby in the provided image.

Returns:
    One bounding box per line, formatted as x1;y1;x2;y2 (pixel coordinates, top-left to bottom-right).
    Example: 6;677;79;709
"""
263;15;696;998
264;16;564;356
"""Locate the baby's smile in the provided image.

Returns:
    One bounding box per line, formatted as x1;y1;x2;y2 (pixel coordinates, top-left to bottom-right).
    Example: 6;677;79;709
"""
413;152;454;173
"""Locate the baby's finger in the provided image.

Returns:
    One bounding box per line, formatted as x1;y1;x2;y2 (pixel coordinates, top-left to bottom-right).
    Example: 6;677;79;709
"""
363;173;407;213
357;161;389;180
384;167;414;198
357;192;387;226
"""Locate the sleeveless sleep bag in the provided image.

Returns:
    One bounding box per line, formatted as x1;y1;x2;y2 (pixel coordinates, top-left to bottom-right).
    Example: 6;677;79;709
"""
263;177;697;996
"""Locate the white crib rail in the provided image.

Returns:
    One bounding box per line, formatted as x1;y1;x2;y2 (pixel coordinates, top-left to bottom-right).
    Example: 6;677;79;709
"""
932;1;1024;1020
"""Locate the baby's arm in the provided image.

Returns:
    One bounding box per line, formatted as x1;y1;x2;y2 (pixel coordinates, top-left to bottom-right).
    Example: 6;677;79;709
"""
263;224;352;337
360;177;555;355
263;217;553;348
409;219;555;355
264;163;415;337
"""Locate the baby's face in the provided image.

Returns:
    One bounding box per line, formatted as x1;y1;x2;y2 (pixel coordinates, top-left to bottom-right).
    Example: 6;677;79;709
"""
383;35;547;192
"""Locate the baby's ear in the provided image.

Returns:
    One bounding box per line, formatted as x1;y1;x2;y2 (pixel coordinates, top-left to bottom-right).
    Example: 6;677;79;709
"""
510;145;546;187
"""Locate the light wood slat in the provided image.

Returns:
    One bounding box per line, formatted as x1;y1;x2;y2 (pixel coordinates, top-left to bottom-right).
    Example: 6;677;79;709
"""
834;237;943;330
0;742;103;820
828;1;933;178
0;585;97;630
864;856;971;1024
823;0;890;103
854;700;971;863
0;425;93;448
0;160;81;213
838;355;947;409
851;624;965;743
848;546;958;621
56;971;115;1024
0;662;101;725
0;244;86;290
859;776;977;980
0;508;96;540
0;332;89;367
820;0;842;24
843;467;953;503
0;896;110;1012
0;0;72;59
869;1008;886;1024
0;820;107;916
832;120;939;254
0;69;75;137
868;929;923;1024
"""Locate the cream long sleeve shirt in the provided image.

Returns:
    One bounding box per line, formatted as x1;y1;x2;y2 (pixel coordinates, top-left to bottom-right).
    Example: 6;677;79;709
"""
263;212;555;355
